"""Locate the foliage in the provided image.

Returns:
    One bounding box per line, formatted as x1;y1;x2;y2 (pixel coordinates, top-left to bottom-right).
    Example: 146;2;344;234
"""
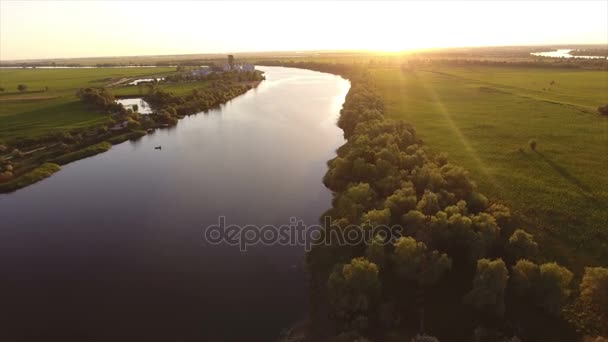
0;163;60;193
50;141;111;165
392;236;451;286
506;229;539;261
288;62;592;340
565;267;608;336
464;258;509;316
511;260;574;315
327;257;381;333
76;87;125;114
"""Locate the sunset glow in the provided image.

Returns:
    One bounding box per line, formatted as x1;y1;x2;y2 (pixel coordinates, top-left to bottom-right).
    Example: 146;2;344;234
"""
1;0;606;60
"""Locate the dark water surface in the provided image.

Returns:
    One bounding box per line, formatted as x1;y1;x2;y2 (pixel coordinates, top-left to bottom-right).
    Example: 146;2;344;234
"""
0;67;349;341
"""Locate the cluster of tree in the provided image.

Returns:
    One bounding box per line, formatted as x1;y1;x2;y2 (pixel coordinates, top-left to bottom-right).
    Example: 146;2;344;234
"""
76;87;126;114
164;70;265;83
569;48;608;57
262;62;608;341
144;79;254;125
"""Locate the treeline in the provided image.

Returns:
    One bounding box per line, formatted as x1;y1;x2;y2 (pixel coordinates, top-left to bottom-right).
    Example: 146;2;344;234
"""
569;48;608;57
1;78;261;193
261;61;607;341
401;57;608;71
76;87;127;114
164;70;264;83
144;79;255;125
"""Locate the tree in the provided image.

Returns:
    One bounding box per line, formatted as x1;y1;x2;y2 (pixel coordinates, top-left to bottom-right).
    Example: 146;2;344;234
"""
511;260;573;315
566;267;608;335
392;237;451;332
17;84;28;92
392;237;451;285
598;104;608;116
334;183;376;224
464;258;509;316
511;259;540;295
537;262;573;315
0;87;5;92
528;139;537;151
384;181;417;220
416;190;440;216
366;234;386;268
327;257;381;330
506;229;539;261
361;208;391;226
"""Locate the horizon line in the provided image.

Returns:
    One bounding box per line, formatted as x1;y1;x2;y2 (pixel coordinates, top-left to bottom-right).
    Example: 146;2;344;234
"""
1;43;606;63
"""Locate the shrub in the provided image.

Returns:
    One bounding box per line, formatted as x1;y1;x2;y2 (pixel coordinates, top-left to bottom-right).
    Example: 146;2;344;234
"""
507;229;539;261
0;171;14;182
0;163;61;193
51;142;111;165
598;104;608;116
11;148;24;158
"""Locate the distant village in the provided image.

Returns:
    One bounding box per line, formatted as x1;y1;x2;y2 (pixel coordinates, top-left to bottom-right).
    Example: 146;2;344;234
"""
190;55;255;77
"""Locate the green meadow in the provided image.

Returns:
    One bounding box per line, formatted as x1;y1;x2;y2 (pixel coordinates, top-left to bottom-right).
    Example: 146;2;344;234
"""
111;80;210;97
372;66;608;267
0;67;174;143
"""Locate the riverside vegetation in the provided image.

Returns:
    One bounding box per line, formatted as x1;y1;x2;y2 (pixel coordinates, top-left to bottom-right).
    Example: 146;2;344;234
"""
261;62;607;342
0;68;264;193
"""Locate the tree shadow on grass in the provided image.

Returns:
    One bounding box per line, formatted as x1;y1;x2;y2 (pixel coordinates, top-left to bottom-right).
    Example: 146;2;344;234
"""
534;151;594;198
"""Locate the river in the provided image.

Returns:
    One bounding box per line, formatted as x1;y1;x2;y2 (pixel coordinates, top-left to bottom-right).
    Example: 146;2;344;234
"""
530;48;606;59
0;67;350;341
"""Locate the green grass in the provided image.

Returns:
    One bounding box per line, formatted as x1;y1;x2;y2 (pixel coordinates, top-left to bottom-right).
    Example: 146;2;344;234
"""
0;67;174;143
112;80;211;97
371;66;608;267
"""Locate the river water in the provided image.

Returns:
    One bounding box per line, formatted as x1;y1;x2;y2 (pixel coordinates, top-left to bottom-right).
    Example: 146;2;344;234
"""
530;48;606;59
0;67;349;341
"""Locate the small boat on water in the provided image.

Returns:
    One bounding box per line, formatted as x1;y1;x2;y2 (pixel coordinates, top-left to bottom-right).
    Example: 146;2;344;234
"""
154;145;162;150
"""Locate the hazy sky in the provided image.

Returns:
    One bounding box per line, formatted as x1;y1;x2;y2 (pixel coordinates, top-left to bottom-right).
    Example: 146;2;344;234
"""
1;0;606;60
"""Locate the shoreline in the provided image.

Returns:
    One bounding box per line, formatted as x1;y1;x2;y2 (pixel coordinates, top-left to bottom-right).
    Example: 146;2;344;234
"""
0;79;262;194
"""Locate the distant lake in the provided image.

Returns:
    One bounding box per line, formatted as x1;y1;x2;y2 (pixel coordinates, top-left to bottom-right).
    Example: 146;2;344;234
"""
115;97;153;114
0;67;350;341
531;49;606;59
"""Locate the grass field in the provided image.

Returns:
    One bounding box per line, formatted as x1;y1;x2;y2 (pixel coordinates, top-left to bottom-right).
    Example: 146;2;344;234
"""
111;80;210;97
372;65;608;267
0;67;175;143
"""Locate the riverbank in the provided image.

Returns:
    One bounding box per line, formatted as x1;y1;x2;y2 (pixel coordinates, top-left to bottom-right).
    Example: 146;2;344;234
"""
0;79;262;193
256;61;604;341
0;66;349;341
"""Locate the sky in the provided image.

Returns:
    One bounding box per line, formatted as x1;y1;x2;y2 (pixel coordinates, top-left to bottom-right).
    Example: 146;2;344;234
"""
1;0;607;61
